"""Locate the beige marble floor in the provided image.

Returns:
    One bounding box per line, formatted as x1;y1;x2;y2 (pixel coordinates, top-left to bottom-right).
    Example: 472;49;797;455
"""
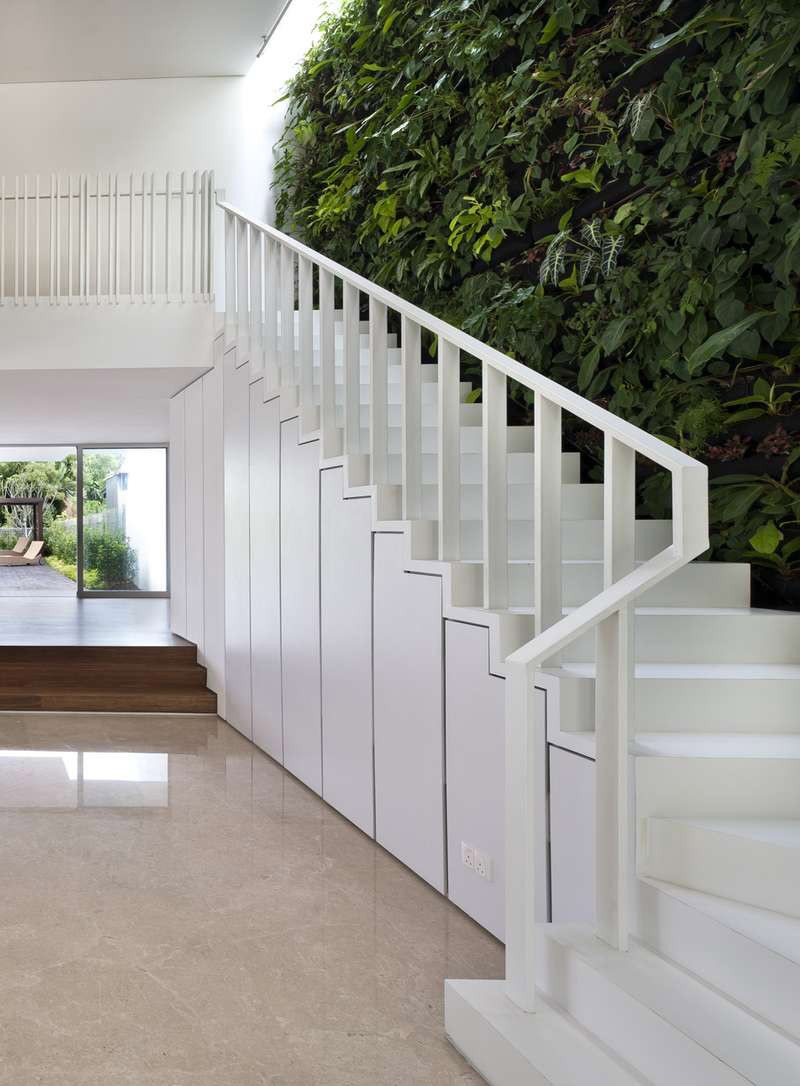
0;713;502;1085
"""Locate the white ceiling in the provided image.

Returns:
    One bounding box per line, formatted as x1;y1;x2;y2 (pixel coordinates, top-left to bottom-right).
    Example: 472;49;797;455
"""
0;1;286;83
0;367;206;444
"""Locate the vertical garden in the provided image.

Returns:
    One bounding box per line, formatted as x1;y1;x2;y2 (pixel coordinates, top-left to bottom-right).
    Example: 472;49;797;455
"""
273;0;800;605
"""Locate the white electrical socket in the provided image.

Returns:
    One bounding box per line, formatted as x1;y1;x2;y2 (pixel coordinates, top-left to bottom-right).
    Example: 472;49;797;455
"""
474;849;493;881
461;842;475;870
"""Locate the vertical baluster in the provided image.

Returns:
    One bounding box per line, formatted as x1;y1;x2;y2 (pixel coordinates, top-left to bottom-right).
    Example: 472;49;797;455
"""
533;392;562;635
67;175;73;305
81;175;88;303
55;174;61;303
49;175;55;305
199;170;207;303
318;266;339;458
96;173;102;303
114;173;119;304
207;169;215;301
150;172;155;302
504;657;539;1013
141;172;146;301
401;316;422;517
249;226;263;373
164;170;171;301
224;209;235;345
298;254;313;419
369;299;389;482
129;172;134;301
595;435;635;952
106;172;112;301
280;245;294;386
236;218;249;358
191;170;199;300
77;174;83;301
14;176;20;305
342;281;360;455
437;338;461;559
23;175;28;305
35;175;40;305
179;170;186;302
1;177;5;306
482;362;509;608
264;237;279;389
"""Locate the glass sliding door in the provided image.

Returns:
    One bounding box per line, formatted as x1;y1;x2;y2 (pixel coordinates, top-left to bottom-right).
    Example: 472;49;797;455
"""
77;446;168;596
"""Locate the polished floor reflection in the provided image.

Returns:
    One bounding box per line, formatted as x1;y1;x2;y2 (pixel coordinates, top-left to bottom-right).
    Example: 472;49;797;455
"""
0;714;502;1085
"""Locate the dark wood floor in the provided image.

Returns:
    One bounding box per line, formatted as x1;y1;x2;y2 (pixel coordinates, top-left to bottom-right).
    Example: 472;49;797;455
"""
0;599;217;713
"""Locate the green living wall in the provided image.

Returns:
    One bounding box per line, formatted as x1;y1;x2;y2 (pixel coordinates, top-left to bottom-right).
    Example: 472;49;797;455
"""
274;0;800;604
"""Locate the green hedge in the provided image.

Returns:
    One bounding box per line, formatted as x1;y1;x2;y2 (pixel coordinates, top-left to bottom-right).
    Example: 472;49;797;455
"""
274;0;800;600
45;519;137;589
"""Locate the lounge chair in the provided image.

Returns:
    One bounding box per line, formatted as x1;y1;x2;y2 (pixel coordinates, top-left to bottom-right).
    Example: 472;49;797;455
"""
0;540;44;566
0;537;30;556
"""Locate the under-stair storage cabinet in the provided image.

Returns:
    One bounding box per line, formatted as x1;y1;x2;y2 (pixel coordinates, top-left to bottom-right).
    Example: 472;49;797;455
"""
549;744;596;924
249;386;283;763
320;469;375;836
223;347;252;739
280;420;322;795
373;533;446;892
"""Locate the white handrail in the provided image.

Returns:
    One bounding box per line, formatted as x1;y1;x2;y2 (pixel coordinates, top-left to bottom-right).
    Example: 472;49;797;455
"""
0;170;215;305
218;200;709;1015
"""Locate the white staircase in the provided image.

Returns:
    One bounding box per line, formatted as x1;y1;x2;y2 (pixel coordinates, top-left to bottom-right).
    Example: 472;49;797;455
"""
218;202;800;1085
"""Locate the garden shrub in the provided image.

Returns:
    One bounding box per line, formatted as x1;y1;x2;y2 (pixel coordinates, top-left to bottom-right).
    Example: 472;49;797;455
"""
44;520;77;564
83;528;137;589
274;0;800;601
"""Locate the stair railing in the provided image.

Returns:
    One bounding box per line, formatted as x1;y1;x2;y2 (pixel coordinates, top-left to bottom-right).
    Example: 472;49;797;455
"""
217;201;709;1015
0;170;214;305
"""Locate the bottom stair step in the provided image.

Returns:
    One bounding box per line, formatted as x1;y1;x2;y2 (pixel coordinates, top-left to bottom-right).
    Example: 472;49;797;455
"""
535;922;800;1085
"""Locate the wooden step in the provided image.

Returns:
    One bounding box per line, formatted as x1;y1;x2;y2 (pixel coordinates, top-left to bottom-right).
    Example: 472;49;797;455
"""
0;643;217;713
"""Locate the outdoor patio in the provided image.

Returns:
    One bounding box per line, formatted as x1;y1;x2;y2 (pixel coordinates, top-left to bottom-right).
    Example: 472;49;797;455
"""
0;563;75;596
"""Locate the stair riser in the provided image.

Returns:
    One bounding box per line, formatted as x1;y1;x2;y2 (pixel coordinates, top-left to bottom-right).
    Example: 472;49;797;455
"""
635;878;800;1040
635;677;800;732
320;380;470;407
421;483;604;522
505;561;750;609
640;820;800;918
637;757;800;820
457;519;673;561
565;612;800;664
535;928;751;1086
0;692;217;712
385;451;581;486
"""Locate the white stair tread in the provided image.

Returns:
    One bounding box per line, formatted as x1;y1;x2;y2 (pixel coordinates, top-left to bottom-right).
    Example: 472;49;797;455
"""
538;923;800;1085
634;734;800;758
668;817;800;848
642;877;800;966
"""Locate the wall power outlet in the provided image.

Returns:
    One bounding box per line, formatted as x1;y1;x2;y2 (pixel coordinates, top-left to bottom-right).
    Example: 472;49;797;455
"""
462;841;492;881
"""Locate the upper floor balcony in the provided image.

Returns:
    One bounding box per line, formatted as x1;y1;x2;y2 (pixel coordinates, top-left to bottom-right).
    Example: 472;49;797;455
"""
0;170;217;371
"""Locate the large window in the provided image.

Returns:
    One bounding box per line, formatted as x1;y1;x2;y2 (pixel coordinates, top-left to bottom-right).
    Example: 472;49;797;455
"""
78;446;167;595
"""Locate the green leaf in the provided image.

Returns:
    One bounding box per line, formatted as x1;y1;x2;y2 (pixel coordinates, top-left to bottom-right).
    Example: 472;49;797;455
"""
686;314;764;374
539;14;561;45
749;522;783;555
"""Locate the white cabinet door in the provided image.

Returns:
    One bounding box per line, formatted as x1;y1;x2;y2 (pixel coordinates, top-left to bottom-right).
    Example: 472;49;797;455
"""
223;348;251;738
202;364;225;711
373;533;445;892
280;420;321;794
184;379;204;650
168;392;186;638
320;468;374;835
250;387;282;762
446;620;549;939
549;745;596;924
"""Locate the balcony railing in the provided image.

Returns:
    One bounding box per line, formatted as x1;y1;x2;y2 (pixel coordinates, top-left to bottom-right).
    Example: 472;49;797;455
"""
0;170;214;306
